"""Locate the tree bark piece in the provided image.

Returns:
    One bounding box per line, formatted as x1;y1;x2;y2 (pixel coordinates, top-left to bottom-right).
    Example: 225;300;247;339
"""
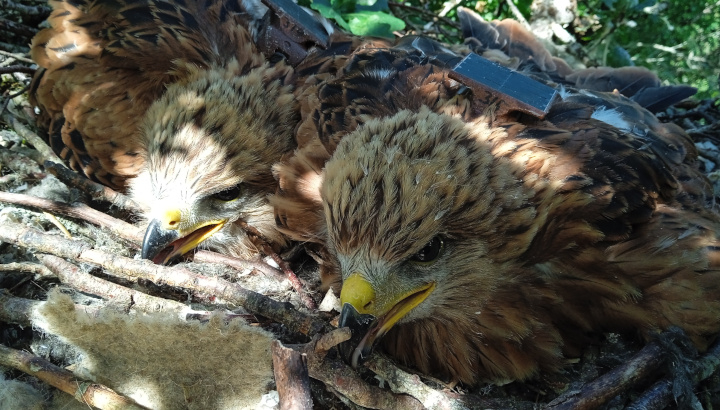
0;343;149;410
272;340;313;410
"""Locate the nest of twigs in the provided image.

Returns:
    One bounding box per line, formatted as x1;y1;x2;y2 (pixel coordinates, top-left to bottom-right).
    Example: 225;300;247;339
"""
2;1;720;409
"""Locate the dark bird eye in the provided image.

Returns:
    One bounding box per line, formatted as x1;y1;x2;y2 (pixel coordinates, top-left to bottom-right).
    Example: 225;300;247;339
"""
212;185;242;201
410;237;444;264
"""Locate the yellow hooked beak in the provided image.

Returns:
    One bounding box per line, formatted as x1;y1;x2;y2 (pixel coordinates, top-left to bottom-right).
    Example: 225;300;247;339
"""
141;208;226;264
339;273;436;367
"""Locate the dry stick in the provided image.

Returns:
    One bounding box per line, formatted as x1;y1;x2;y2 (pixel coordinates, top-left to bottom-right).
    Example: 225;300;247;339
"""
504;0;530;29
1;111;63;164
44;161;144;213
192;250;285;280
0;222;329;337
0;86;29;117
0;147;45;178
0;0;51;17
272;340;313;410
0;49;34;64
0;191;144;245
296;329;421;409
366;355;535;410
300;339;424;410
0;262;52;277
0;289;38;326
0;190;284;278
315;327;351;353
0;262;53;293
546;340;666;410
0;174;20;184
37;254;192;315
626;338;720;410
0;292;106;327
0;17;38;38
241;220;316;310
0;343;149;410
9;145;48;168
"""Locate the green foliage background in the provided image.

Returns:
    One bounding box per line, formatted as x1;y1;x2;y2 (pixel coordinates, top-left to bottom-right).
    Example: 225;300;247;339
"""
302;0;719;99
576;0;719;99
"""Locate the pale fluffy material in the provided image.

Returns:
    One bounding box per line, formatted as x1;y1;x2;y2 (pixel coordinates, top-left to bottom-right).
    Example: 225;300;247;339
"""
33;290;275;409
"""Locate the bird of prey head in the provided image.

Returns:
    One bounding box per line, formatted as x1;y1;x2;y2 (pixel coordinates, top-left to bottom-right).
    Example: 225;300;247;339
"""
322;107;562;383
129;61;298;263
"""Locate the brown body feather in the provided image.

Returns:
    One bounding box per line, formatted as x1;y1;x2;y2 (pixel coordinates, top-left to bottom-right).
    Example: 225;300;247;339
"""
30;0;267;188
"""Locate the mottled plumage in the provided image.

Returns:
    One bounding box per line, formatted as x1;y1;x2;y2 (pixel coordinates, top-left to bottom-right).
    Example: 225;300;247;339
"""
273;35;720;384
30;0;299;261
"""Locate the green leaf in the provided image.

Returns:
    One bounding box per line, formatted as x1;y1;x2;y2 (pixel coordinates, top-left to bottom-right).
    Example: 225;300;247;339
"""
331;0;356;14
345;11;405;37
310;2;351;30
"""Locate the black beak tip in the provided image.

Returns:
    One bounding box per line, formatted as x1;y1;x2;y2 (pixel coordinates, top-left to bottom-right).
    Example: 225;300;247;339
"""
338;303;376;367
141;219;180;261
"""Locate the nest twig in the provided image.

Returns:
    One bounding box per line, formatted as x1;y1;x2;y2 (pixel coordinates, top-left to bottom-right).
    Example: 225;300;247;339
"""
0;343;149;410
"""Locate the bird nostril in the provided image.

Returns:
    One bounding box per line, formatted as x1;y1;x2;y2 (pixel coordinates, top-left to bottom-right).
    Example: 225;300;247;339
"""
363;301;373;310
168;220;178;226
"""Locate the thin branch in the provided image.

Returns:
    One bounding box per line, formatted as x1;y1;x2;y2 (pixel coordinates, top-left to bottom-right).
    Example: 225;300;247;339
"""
626;337;720;409
44;161;144;213
0;221;330;337
1;110;64;164
300;340;424;409
546;340;666;409
437;0;462;18
0;17;38;38
0;343;149;410
241;220;317;310
273;340;313;410
0;262;52;277
0;191;144;245
0;289;39;326
0;65;35;75
0;0;51;17
315;327;351;353
1;84;31;116
388;2;461;32
0;49;34;64
191;250;284;280
505;0;530;29
37;254;192;315
366;355;535;410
